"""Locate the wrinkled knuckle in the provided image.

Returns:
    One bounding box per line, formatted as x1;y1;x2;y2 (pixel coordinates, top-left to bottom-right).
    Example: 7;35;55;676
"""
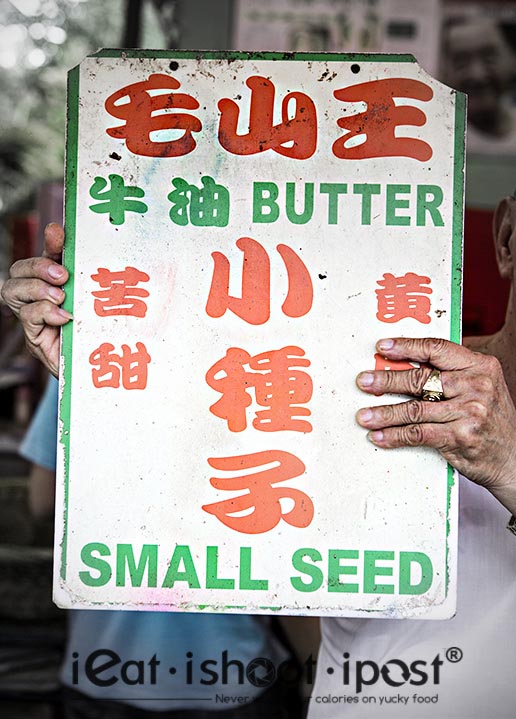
455;422;477;449
483;354;502;375
18;303;31;322
423;337;447;357
9;259;25;277
484;356;505;387
411;367;427;394
382;372;397;393
402;424;425;446
405;399;424;424
23;257;38;275
28;257;48;277
19;300;46;324
466;399;489;423
380;404;397;425
471;373;495;398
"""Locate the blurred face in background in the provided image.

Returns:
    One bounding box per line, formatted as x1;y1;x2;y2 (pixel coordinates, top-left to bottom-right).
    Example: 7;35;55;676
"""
443;18;514;136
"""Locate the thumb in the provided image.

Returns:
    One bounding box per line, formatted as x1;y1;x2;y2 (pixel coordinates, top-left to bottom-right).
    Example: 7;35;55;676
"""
42;223;64;262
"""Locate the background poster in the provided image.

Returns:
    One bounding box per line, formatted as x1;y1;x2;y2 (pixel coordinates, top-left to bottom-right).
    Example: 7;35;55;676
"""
234;0;442;75
441;1;516;157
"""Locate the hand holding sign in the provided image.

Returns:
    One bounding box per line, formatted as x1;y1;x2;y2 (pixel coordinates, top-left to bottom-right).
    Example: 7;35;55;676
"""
356;337;516;511
1;223;71;377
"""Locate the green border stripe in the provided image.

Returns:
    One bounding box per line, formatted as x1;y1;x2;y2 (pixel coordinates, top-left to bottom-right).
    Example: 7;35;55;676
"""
445;90;466;595
90;48;416;63
450;91;466;345
60;64;80;580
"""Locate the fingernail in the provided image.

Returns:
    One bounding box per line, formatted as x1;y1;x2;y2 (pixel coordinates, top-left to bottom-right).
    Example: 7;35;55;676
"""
357;372;374;387
48;265;65;279
368;431;383;444
57;308;73;320
378;339;394;351
48;287;63;301
356;408;373;424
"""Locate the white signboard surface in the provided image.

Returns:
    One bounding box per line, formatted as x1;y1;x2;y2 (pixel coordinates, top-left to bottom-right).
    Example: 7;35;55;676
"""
56;51;464;618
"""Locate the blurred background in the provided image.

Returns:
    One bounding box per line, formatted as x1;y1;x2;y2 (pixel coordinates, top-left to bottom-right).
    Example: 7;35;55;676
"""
0;0;515;716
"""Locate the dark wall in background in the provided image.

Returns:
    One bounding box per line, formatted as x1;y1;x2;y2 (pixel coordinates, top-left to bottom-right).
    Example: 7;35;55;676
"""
463;207;511;337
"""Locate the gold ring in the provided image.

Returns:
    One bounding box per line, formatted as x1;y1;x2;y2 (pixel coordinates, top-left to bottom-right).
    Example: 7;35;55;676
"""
421;369;444;401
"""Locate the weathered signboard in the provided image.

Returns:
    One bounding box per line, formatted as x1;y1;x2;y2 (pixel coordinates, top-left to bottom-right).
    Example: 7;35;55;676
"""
56;51;464;618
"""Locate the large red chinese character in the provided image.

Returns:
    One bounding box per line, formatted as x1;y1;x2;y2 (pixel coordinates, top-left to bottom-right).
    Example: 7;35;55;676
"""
206;237;313;325
104;74;202;157
206;346;312;433
376;272;432;324
202;450;314;534
218;76;317;159
333;78;433;161
91;267;150;317
89;342;151;389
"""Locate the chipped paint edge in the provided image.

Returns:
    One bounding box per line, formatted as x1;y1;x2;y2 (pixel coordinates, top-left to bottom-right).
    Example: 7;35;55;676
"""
59;63;80;583
89;48;418;63
445;89;466;604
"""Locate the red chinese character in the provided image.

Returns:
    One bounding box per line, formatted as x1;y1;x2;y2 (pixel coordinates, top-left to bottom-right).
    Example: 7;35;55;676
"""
374;353;418;372
218;76;317;159
376;272;432;324
206;237;313;325
206;346;312;433
89;342;151;389
202;450;314;534
333;78;433;161
91;267;150;317
104;74;202;157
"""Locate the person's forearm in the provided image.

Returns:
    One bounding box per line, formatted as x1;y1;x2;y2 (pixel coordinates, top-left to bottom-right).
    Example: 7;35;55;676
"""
490;478;516;517
28;465;56;519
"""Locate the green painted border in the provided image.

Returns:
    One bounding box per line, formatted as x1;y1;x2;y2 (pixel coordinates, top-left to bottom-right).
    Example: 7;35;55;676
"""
60;64;80;580
445;90;466;596
90;48;416;63
450;92;466;346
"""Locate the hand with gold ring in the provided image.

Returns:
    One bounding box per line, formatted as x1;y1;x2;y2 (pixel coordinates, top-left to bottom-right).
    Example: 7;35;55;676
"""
421;369;445;402
355;337;516;511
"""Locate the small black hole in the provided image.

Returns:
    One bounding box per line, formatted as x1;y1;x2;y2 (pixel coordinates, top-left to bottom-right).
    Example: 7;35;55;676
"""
169;60;179;71
351;64;360;74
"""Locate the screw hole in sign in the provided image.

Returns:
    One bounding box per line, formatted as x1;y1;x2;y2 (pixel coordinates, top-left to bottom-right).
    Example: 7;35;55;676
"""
351;64;360;74
169;61;179;71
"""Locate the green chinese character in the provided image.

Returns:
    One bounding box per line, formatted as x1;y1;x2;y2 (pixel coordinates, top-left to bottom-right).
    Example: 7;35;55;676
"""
168;176;229;227
167;177;190;226
89;174;148;225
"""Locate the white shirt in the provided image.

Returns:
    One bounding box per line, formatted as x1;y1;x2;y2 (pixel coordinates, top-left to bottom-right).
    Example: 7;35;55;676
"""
309;475;516;718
